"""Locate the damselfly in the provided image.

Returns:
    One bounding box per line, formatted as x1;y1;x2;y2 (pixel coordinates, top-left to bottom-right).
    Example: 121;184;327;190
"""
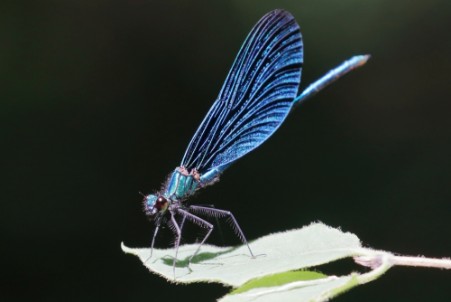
142;9;369;270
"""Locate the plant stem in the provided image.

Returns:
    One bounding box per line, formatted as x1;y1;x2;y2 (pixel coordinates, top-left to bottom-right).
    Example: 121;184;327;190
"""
389;255;451;269
355;251;451;270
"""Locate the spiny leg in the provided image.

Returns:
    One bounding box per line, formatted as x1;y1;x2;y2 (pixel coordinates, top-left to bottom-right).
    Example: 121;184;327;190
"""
176;208;214;263
145;223;160;262
150;224;159;256
188;203;225;245
179;213;187;234
169;211;182;277
189;205;255;258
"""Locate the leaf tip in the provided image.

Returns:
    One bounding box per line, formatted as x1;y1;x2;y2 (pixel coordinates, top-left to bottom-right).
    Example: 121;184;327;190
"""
121;242;132;254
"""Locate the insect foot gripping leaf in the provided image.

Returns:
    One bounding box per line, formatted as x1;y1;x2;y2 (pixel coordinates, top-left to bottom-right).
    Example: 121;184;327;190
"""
122;222;451;302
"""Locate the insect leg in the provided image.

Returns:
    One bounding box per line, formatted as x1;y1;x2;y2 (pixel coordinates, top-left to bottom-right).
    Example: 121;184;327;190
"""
147;224;160;261
169;211;182;277
189;205;255;258
176;208;214;263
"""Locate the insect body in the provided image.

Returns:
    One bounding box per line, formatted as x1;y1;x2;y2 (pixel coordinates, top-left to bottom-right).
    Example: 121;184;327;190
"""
142;9;369;270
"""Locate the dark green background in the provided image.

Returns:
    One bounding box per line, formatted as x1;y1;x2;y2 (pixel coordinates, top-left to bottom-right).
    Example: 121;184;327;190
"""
2;0;450;301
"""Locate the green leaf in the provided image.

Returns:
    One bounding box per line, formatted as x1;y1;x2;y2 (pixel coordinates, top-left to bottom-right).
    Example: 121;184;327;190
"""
122;222;393;301
230;271;327;295
219;274;359;302
122;222;364;285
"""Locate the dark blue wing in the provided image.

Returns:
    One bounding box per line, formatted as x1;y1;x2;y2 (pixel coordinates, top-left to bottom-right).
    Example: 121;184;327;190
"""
181;10;303;174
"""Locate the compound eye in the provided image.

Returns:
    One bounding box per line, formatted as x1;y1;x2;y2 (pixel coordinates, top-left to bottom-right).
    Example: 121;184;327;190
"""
155;196;168;210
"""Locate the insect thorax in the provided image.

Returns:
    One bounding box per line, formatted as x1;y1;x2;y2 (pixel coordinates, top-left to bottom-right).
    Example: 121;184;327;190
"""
144;167;203;218
164;166;200;201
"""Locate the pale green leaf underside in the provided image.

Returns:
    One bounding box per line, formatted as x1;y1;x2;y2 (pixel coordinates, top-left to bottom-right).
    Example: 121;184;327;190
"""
122;222;394;301
123;222;451;301
122;222;378;286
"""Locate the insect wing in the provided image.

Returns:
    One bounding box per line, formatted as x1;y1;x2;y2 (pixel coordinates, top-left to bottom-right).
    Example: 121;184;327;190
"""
181;10;303;173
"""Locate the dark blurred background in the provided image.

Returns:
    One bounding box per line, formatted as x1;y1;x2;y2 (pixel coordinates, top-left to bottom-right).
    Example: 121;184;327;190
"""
1;0;450;301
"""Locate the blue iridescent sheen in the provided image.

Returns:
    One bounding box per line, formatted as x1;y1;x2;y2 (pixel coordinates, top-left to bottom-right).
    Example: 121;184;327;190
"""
166;168;199;200
142;9;369;272
181;10;303;179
